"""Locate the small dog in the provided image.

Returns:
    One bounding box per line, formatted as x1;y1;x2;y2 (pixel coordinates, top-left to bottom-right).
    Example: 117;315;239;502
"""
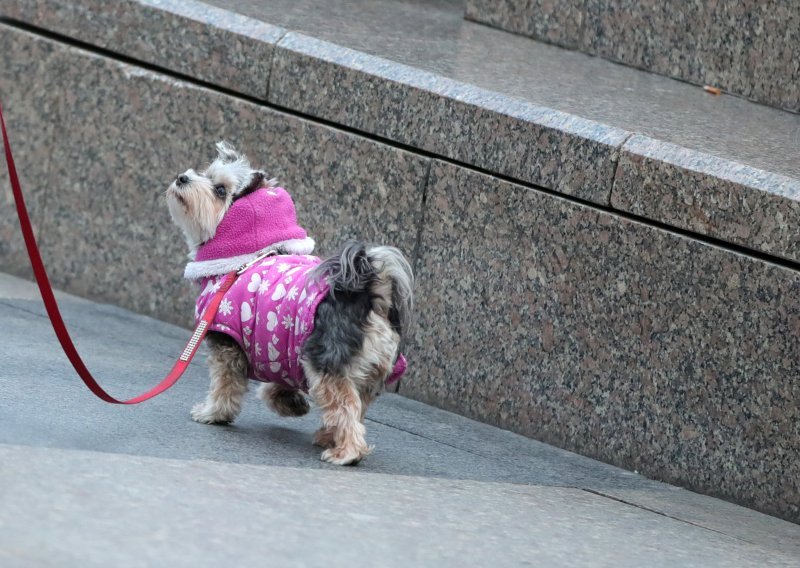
166;142;413;465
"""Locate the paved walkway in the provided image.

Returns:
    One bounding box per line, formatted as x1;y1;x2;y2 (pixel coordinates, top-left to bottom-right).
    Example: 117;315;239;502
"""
0;272;798;567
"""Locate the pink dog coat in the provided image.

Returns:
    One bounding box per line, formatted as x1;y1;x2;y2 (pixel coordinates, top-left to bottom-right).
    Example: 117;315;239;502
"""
187;187;407;392
195;255;329;389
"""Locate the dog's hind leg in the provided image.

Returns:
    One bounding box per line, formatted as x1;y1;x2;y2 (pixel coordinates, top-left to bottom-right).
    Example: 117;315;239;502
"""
305;312;399;464
309;374;371;465
191;332;249;425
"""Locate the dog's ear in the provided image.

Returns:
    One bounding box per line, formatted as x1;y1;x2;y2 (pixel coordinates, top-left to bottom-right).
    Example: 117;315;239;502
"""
234;170;268;201
215;141;245;164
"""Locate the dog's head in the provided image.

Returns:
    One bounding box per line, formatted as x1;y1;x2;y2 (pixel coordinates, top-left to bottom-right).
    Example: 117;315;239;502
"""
166;141;273;253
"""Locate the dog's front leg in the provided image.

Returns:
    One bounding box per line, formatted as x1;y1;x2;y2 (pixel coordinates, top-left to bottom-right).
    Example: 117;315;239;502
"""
191;333;249;425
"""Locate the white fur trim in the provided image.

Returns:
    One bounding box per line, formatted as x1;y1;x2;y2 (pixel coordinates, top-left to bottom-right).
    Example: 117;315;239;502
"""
183;237;316;279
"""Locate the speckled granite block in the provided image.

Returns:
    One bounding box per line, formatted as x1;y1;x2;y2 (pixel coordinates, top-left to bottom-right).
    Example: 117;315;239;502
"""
406;161;800;523
0;0;285;98
612;135;800;263
465;0;585;49
1;27;427;325
270;32;628;205
467;0;800;113
582;0;800;113
0;27;63;277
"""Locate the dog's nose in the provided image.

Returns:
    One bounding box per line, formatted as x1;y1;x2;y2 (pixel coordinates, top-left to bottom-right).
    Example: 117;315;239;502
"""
177;174;189;186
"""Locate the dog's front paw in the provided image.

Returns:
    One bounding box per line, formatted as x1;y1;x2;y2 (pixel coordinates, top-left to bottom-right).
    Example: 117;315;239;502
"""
321;444;373;466
191;402;233;425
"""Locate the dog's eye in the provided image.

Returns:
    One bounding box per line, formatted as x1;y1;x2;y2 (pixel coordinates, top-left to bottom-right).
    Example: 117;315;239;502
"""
214;184;226;198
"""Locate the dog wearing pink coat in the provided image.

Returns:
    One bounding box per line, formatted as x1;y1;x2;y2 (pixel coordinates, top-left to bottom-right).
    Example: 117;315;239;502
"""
166;142;413;465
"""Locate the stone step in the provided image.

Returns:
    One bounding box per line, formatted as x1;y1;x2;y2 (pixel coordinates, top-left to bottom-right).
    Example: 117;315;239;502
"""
1;272;799;567
2;0;799;264
1;0;799;524
465;0;800;114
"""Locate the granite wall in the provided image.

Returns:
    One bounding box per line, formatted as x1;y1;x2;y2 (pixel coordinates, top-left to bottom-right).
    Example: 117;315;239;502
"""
465;0;800;113
407;161;800;522
1;23;798;523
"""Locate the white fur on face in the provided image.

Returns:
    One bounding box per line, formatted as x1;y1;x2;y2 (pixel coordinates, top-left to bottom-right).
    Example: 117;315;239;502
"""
166;167;229;253
166;142;267;255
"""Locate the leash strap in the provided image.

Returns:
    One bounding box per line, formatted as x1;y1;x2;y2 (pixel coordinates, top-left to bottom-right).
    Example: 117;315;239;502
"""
0;100;235;404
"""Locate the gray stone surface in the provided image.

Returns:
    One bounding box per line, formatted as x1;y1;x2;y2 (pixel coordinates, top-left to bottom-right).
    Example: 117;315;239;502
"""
1;0;285;98
0;26;427;326
407;161;800;523
3;3;800;530
232;0;800;247
0;28;62;277
612;135;800;263
238;0;800;182
595;487;800;558
4;445;800;568
465;0;585;49
466;0;800;114
1;271;799;567
582;0;800;113
3;0;800;256
271;32;624;205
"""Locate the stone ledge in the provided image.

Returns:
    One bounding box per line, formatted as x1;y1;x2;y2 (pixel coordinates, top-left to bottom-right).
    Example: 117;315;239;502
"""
466;0;800;114
270;32;625;205
613;136;800;264
1;0;284;98
2;0;799;262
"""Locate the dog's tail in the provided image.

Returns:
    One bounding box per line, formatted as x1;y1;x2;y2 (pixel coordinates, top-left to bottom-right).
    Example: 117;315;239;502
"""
312;241;414;336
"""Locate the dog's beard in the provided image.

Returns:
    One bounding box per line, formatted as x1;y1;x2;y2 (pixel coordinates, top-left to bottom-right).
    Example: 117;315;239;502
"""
167;182;229;254
166;141;273;256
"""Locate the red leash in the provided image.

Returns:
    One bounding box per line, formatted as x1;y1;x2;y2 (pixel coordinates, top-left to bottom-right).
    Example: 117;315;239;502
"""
0;100;236;404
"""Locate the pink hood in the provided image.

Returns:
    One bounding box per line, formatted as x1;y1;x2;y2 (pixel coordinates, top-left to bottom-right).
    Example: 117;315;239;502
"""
184;187;315;280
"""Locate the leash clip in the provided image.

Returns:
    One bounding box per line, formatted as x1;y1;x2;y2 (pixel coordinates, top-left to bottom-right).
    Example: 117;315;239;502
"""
237;249;277;275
